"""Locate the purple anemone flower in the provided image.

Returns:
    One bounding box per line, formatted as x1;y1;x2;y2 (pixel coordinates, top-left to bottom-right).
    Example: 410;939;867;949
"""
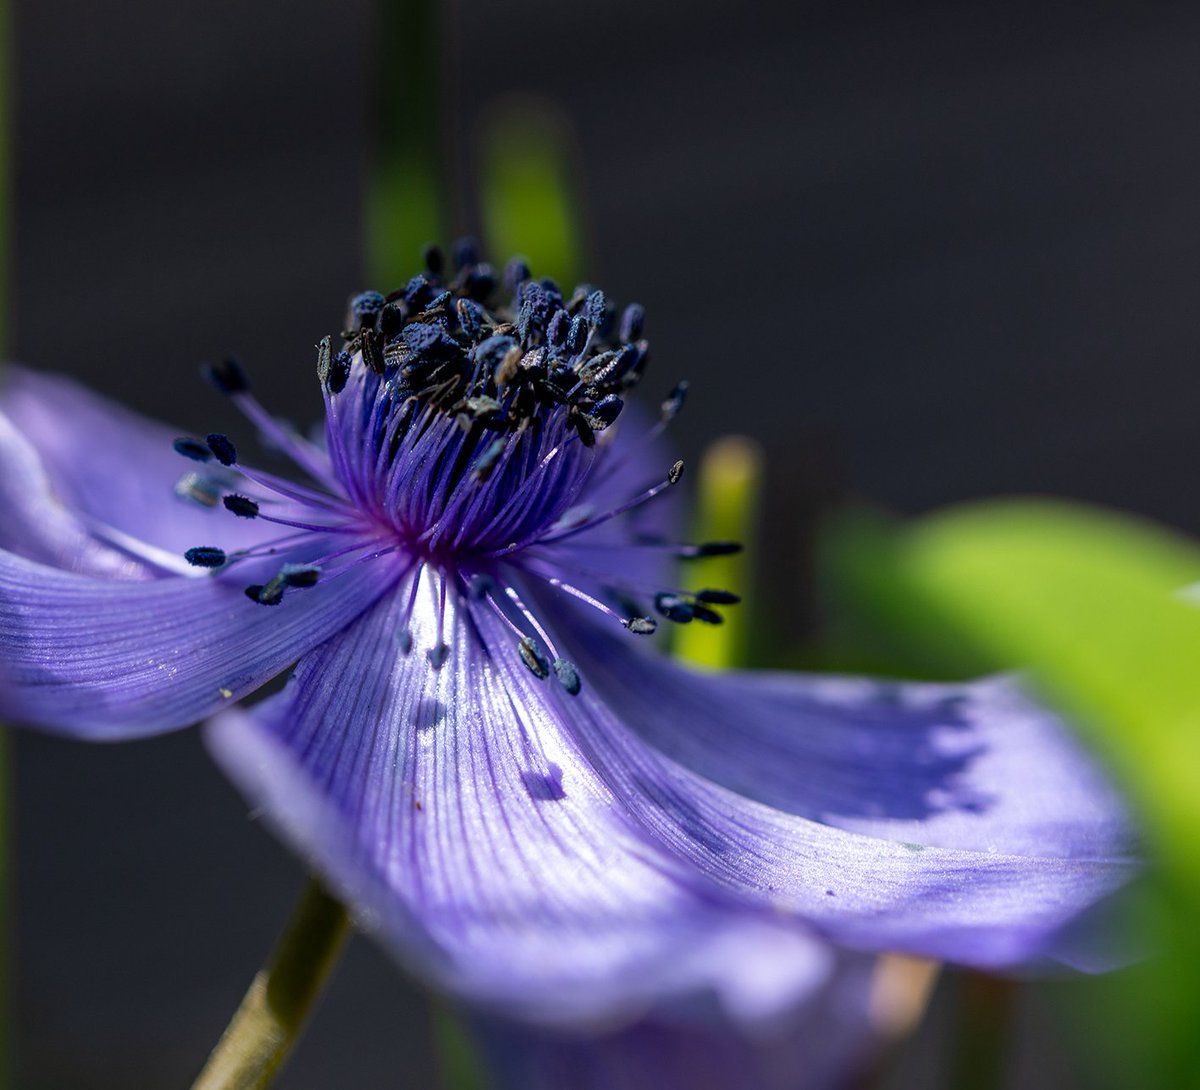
0;249;1135;1041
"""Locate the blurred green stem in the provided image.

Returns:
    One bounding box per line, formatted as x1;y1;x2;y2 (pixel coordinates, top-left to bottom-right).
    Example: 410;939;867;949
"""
191;879;350;1090
365;0;452;286
947;973;1013;1090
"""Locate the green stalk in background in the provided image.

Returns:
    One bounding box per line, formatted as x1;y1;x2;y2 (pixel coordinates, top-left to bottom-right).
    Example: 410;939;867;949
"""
365;0;450;287
478;99;585;290
675;436;763;669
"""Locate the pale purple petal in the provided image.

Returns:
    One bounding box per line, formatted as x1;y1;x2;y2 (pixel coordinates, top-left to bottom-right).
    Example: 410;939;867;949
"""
565;621;1133;860
0;408;150;577
205;579;850;1028
542;621;1135;969
0;548;397;738
0;367;278;557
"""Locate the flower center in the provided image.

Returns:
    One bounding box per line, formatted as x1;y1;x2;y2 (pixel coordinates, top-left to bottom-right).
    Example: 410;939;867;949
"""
173;244;742;687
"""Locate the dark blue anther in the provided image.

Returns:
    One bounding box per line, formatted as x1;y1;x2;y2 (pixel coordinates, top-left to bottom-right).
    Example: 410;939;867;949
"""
456;298;484;338
404;274;432;307
204;357;250;395
553;658;582;696
619;303;645;343
402;322;458;365
618;342;650;390
655;592;695;624
467;573;495;599
425;290;452;313
427;643;450;670
546;309;568;348
280;564;320;588
585;290;607;329
566;314;587;354
379;302;405;339
464;264;496;301
350;291;386;330
360;329;386;375
695;589;741;605
474;334;518;372
397;629;413;655
518;637;551;680
173;437;211;462
504;257;531;292
327;350;352;394
690;602;724;625
184;546;226;568
451;238;478;271
206;433;237;467
689;541;743;558
668;460;685;485
660;380;689;423
224;494;260;519
586;394;624;431
244;583;283;606
424;243;446;276
623;616;658;635
517;282;553;343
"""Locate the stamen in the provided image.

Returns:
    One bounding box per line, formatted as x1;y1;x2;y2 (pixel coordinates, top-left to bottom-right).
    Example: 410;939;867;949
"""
223;495;260;519
173;437;212;462
184;546;227;568
427;569;450;669
206;433;237;466
204;356;250;395
655;592;695;624
175;472;227;509
518;636;551;680
695;588;741;605
552;658;582;696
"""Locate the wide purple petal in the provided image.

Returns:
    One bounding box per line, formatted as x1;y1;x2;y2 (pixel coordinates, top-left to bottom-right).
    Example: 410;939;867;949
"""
0;548;396;738
205;579;857;1028
538;620;1135;969
565;622;1133;861
0;367;278;558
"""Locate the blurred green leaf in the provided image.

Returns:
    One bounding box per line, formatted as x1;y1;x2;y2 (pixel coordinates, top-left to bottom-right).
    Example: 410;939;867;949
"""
886;497;1200;1086
478;99;585;288
897;498;1200;892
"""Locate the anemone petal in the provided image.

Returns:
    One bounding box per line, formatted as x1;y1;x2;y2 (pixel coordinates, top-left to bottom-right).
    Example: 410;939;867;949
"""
0;367;282;558
545;617;1137;970
567;623;1134;861
205;576;861;1029
0;547;398;738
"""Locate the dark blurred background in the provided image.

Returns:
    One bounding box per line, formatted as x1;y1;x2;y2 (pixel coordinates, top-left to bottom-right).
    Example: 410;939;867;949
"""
8;1;1200;1086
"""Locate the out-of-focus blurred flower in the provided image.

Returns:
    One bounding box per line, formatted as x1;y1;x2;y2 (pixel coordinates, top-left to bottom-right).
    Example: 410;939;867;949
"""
0;246;1134;1043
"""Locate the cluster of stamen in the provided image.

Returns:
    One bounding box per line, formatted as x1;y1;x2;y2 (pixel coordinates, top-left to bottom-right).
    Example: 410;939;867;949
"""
171;243;742;692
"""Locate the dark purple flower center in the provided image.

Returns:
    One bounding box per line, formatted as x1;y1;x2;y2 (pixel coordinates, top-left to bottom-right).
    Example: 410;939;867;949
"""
175;246;741;686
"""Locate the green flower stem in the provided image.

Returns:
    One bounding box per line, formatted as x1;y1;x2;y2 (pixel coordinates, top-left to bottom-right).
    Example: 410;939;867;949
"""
191;879;351;1090
947;973;1014;1090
